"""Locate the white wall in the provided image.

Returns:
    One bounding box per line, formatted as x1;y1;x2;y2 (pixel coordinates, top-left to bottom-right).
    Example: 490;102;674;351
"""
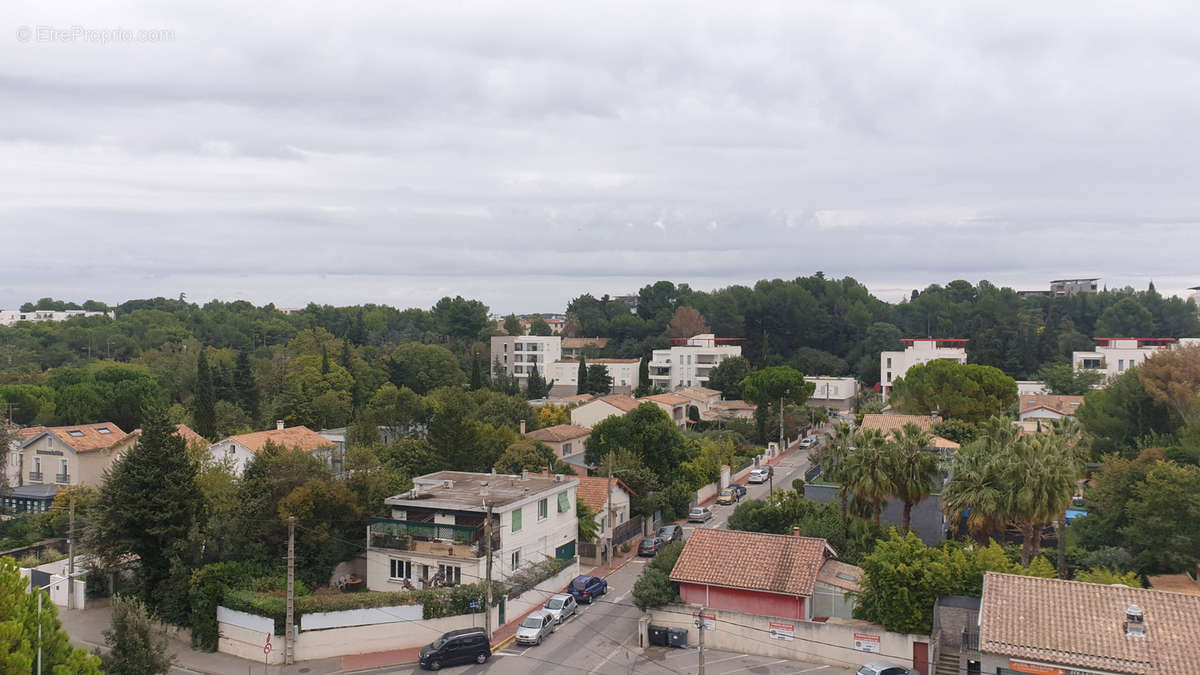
207;439;255;476
881;341;967;400
570;400;625;428
490;336;562;383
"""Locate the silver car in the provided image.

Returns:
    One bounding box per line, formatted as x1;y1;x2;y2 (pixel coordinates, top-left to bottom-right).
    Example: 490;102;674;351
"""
515;609;556;646
857;661;917;675
543;593;577;625
687;506;713;523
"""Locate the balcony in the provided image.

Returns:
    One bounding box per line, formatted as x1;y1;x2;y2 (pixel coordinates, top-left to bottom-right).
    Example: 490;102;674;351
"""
29;471;43;482
55;473;70;484
368;518;499;558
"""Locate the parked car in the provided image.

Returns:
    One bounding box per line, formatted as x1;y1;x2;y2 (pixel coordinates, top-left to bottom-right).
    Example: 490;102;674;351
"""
515;609;556;646
800;436;818;448
657;524;683;544
748;466;772;483
638;536;665;557
716;488;738;505
687;506;713;523
543;593;577;625
419;627;491;670
730;484;747;499
856;661;918;675
567;574;608;604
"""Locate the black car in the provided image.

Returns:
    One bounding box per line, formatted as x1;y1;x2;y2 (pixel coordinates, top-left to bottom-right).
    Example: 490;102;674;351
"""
657;525;683;545
419;627;491;670
638;536;664;556
730;484;747;499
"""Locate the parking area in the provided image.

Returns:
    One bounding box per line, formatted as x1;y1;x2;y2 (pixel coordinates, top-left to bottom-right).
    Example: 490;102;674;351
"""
639;646;859;675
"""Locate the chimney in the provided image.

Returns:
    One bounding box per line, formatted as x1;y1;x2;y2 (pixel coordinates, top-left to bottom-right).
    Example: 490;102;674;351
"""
276;420;285;430
1124;604;1146;637
792;527;801;537
520;419;526;435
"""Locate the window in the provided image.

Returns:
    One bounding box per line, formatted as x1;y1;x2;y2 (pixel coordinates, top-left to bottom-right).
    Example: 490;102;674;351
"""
537;498;548;520
1118;359;1125;371
34;457;41;473
1082;358;1102;369
67;430;85;437
511;550;520;570
512;507;522;533
558;492;570;513
96;427;111;434
390;559;412;580
886;372;892;383
437;564;461;585
562;442;572;456
886;357;892;368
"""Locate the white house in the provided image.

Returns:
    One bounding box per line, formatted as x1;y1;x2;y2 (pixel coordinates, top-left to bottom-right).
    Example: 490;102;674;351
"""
366;471;579;591
638;393;690;427
1017;395;1085;422
804;377;860;412
0;309;114;326
206;422;335;475
570;395;640;428
490;335;562;388
549;358;640;396
570;474;637;564
1072;337;1200;381
647;334;743;391
880;338;969;400
675;386;722;416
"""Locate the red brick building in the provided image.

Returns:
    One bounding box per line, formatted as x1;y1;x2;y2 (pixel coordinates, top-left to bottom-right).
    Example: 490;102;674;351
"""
669;528;839;621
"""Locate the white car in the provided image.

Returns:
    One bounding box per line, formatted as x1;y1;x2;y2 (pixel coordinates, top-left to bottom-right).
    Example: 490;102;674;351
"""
543;593;577;625
515;609;556;646
857;661;917;675
747;467;771;483
799;436;817;448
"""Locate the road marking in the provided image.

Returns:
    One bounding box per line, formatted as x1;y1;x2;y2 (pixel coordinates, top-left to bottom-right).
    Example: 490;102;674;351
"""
717;658;791;674
794;666;829;672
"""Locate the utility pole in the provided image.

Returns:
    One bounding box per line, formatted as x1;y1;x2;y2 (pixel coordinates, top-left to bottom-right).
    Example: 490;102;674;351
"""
606;451;615;565
285;516;295;665
484;500;494;640
697;605;707;675
67;493;75;611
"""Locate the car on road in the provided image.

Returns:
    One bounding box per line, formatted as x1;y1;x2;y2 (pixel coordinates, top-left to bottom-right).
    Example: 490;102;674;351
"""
856;661;918;675
419;627;491;670
567;574;608;604
716;488;739;505
747;466;773;483
800;435;818;448
515;609;557;646
687;506;713;523
638;536;665;556
657;524;683;544
543;593;577;625
730;484;747;499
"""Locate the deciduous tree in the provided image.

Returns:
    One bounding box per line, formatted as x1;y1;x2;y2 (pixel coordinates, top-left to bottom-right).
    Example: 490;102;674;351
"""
665;306;709;338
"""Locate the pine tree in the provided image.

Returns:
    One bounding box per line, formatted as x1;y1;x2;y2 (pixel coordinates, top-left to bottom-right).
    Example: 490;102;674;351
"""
320;345;331;375
193;348;217;440
577;356;588;395
339;339;353;369
233;349;260;424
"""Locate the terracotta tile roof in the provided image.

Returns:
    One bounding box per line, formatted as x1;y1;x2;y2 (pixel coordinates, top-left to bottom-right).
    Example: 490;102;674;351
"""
859;414;935;433
525;424;591;443
816;559;864;593
572;475;635;513
675;387;721;403
593;395;640;413
1146;574;1200;596
562;337;610;349
1019;394;1085;416
979;572;1200;675
712;400;756;410
669;528;833;597
223;426;334;454
174;424;208;445
640;393;689;406
557;394;594;403
21;423;128;453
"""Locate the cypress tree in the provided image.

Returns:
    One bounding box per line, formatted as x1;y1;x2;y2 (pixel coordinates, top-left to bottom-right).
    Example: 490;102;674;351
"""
470;353;483;390
193;348;217;440
339;339;353;369
577;356;588;395
233;349;260;424
636;357;651;396
526;363;547;399
320;345;331;375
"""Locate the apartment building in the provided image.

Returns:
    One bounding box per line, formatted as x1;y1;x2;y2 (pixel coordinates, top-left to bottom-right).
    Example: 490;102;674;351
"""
560;337;609;360
549;358;640;396
647;334;743;391
11;423;136;488
804;376;860;411
880;339;968;400
1072;337;1200;380
366;470;579;591
0;309;114;326
490;335;562;387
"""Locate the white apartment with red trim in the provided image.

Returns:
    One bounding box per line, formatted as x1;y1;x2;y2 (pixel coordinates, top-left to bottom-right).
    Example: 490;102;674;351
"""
880;338;968;400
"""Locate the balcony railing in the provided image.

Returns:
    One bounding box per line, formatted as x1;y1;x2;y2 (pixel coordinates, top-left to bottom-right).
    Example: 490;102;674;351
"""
368;518;499;558
55;473;70;484
29;471;43;482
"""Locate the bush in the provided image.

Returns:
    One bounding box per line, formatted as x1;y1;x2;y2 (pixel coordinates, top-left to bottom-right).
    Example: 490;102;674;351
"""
660;483;694;521
506;557;564;599
791;478;805;492
632;568;677;610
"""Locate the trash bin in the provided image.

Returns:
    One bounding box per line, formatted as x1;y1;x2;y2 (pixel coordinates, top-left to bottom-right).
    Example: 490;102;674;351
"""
667;627;688;648
647;625;668;647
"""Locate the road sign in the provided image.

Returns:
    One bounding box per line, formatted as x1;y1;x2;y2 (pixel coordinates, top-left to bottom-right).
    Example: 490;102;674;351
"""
470;601;480;609
853;632;880;653
768;621;795;641
264;634;273;655
692;611;716;630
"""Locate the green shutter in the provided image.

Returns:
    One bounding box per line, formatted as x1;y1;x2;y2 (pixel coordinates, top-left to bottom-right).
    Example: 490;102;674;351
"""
512;507;522;533
555;540;576;561
558;492;570;513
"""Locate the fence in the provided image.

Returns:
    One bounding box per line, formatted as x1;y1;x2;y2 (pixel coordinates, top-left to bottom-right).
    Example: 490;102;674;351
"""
612;516;643;548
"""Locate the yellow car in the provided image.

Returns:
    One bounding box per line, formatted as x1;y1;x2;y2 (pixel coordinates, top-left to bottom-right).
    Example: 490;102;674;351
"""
716;488;737;505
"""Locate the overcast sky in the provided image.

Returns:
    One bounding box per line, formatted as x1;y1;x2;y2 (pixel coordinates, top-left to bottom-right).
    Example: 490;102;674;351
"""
4;1;1200;313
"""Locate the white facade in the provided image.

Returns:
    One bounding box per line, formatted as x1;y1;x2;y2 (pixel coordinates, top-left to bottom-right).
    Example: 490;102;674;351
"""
549;359;640;395
569;395;638;428
490;335;562;386
0;309;113;326
207;438;258;475
367;471;579;592
1016;381;1048;396
647;334;742;390
1072;337;1200;380
880;339;968;400
804;377;860;411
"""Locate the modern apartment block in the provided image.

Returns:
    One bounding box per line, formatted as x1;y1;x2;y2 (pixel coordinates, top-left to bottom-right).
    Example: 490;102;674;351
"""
549;358;640;396
880;338;968;400
0;309;114;326
365;470;579;591
1049;277;1100;296
490;335;562;386
804;376;860;411
647;334;743;391
1072;337;1200;380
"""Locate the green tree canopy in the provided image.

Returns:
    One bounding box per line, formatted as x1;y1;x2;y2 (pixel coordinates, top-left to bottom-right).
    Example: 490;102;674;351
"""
706;356;753;400
890;359;1017;424
386;343;466;395
0;558;102;674
1037;363;1104;396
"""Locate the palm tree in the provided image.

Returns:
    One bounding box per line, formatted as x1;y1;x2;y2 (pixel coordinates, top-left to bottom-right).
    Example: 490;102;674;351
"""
889;423;939;534
1048;418;1084;577
818;422;856;519
1005;431;1081;567
841;428;895;527
941;422;1011;544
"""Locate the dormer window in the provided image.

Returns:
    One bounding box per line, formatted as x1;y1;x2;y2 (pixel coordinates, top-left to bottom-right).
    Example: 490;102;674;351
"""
67;430;85;437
